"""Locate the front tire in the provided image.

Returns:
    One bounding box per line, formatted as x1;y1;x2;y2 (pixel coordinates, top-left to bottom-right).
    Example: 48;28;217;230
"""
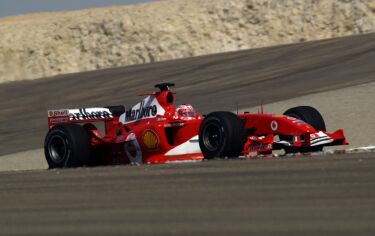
199;112;246;159
282;106;326;153
284;106;326;131
44;124;91;168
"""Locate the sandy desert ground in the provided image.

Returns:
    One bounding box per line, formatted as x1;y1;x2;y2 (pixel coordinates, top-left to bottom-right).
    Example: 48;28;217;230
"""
1;0;375;82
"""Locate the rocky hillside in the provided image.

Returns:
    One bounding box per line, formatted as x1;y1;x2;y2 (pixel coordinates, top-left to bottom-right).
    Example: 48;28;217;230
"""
0;0;375;83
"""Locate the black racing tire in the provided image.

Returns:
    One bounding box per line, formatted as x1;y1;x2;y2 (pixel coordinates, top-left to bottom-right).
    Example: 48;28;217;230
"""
199;112;246;159
282;106;326;153
283;106;326;131
44;124;91;168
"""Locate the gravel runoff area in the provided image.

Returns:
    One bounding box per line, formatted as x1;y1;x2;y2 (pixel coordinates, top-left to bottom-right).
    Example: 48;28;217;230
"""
1;81;374;172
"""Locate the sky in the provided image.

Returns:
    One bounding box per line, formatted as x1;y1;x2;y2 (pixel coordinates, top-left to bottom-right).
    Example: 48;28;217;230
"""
0;0;155;17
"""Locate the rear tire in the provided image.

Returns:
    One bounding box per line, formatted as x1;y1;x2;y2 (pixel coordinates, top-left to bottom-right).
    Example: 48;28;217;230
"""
199;112;246;159
282;106;326;153
44;124;91;168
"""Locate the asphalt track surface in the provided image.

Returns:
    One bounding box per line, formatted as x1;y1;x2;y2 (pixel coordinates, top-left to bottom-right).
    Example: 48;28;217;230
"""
1;33;375;235
1;33;375;156
0;153;374;236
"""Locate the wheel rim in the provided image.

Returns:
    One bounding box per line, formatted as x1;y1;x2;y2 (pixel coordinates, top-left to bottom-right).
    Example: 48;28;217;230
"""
202;123;223;152
48;135;67;163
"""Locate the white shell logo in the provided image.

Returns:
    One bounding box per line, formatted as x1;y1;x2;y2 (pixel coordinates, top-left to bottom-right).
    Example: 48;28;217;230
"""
270;121;278;131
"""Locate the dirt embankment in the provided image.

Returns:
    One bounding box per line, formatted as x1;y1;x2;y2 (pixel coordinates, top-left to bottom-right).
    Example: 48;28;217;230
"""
1;0;375;83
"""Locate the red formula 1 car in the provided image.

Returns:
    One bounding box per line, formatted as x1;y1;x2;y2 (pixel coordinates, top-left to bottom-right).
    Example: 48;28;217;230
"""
44;83;347;168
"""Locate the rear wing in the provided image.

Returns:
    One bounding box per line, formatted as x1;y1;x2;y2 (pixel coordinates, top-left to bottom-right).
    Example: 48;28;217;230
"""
48;106;125;128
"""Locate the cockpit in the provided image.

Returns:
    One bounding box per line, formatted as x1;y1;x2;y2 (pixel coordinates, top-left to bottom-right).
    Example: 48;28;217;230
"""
175;104;196;119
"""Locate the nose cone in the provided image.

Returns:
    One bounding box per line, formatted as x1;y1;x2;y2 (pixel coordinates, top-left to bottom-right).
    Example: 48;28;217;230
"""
298;124;317;133
275;115;318;135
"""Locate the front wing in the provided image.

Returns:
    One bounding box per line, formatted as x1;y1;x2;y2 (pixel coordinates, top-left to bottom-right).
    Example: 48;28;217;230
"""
243;129;348;154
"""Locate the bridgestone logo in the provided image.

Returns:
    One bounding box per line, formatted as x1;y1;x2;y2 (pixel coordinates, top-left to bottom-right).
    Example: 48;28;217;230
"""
125;100;157;122
50;117;69;124
69;108;112;120
247;144;272;151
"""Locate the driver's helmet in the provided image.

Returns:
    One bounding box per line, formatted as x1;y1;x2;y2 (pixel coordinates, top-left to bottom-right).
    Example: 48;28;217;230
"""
175;104;196;119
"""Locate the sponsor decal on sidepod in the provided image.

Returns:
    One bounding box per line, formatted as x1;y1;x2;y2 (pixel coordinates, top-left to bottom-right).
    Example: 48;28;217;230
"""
120;96;165;124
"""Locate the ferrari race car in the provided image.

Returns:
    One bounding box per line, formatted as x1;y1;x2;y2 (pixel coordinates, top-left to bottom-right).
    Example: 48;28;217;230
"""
44;83;347;168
